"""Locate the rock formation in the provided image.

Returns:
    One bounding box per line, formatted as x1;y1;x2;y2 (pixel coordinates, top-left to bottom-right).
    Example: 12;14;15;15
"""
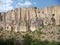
0;6;60;32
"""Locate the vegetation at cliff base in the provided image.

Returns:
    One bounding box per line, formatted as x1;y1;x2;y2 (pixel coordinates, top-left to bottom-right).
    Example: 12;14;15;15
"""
0;34;60;45
23;34;60;45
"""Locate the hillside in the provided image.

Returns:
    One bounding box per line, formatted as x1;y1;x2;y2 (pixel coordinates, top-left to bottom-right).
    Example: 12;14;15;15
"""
0;5;60;32
0;6;60;42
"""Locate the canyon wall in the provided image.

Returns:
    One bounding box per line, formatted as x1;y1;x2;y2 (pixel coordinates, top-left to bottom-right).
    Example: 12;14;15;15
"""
0;6;60;32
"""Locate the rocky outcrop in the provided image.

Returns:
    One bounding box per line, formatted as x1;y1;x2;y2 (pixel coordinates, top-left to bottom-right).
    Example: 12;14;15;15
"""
0;6;60;32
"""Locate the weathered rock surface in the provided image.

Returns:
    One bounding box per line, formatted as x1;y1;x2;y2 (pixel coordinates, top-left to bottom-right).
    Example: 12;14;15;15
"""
0;6;60;32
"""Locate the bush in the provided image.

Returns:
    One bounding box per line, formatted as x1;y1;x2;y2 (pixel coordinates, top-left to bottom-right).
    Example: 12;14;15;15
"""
32;39;42;45
5;38;15;45
41;40;49;45
23;34;32;45
0;39;5;45
57;42;60;45
0;38;15;45
48;41;58;45
0;34;60;45
23;34;60;45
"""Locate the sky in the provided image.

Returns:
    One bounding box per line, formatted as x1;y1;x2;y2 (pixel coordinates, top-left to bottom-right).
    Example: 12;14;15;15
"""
0;0;60;12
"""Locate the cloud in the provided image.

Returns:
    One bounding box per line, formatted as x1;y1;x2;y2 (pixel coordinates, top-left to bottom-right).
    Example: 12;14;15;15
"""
0;0;37;12
16;0;36;8
18;1;32;7
0;0;13;12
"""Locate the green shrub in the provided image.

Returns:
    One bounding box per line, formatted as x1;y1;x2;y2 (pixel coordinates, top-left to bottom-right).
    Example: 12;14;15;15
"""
32;39;42;45
48;41;58;45
0;39;5;45
57;42;60;45
5;38;15;45
0;38;15;45
0;34;60;45
58;30;60;33
57;25;60;27
51;16;55;25
23;34;60;45
42;40;49;45
23;34;32;45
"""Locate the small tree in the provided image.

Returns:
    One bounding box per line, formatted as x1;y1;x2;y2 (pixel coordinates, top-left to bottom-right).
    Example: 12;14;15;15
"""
51;14;55;25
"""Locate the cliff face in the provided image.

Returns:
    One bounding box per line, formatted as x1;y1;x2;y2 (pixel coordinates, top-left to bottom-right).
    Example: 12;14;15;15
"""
0;6;60;32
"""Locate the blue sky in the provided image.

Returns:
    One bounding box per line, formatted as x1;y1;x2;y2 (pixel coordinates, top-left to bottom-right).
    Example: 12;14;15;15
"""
0;0;60;12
